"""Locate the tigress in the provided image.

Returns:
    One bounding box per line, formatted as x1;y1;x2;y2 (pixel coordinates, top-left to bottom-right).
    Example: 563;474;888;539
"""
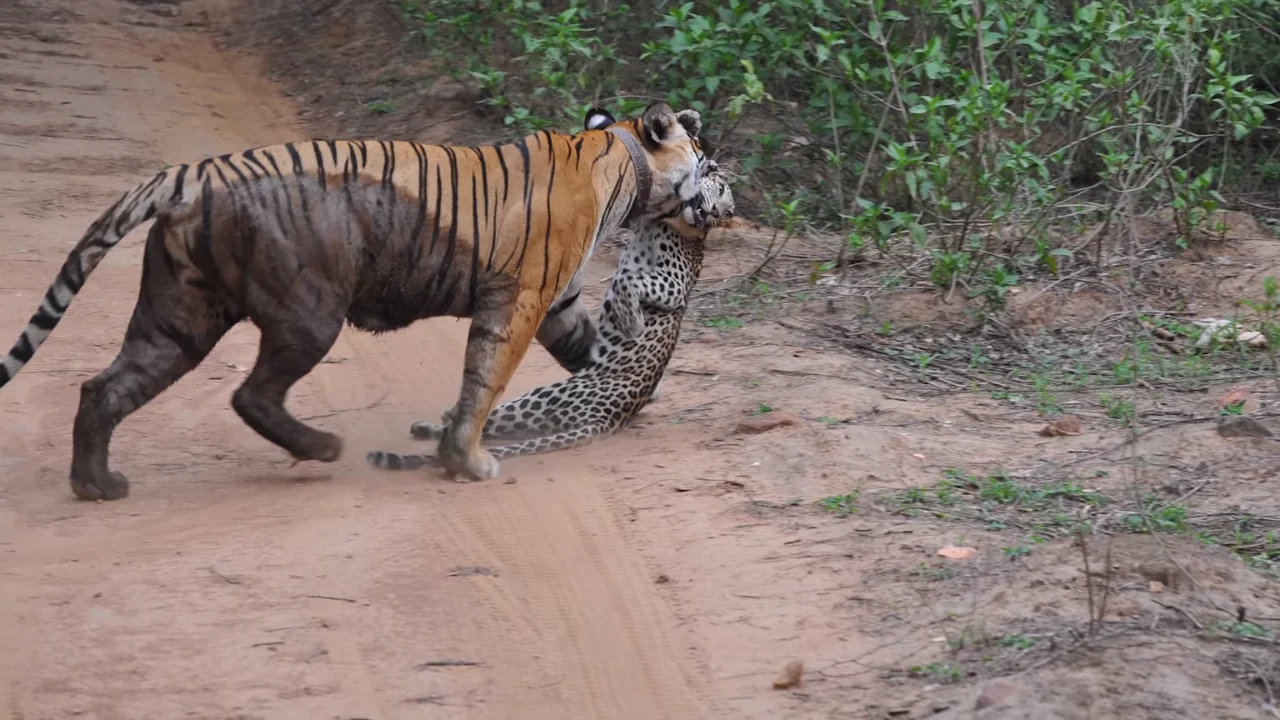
0;103;707;500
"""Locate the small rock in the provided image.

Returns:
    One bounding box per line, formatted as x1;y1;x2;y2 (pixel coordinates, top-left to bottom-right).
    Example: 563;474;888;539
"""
734;411;802;434
936;545;978;560
1238;330;1268;348
1039;415;1083;437
147;3;181;16
1138;564;1188;591
974;679;1020;710
1218;387;1260;414
654;573;670;584
503;478;517;485
1194;320;1269;349
1218;415;1273;438
1194;318;1235;348
1148;580;1165;593
772;659;803;689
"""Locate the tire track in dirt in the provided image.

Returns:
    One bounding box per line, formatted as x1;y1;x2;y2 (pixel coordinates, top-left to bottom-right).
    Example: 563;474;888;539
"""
0;0;718;717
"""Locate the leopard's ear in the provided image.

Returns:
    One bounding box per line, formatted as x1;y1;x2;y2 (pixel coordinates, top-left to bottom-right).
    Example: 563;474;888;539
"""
674;109;702;139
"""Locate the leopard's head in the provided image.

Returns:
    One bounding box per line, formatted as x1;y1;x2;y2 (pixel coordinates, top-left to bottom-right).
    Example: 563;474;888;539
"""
682;161;735;231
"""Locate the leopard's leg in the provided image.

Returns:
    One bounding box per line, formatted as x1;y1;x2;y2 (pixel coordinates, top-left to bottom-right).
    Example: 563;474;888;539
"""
416;285;595;433
601;268;645;339
374;418;612;471
375;383;612;471
487;422;611;459
409;380;575;441
482;388;634;459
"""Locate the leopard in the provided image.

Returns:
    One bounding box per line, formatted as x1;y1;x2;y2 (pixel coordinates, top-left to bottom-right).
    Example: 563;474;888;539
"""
366;165;734;470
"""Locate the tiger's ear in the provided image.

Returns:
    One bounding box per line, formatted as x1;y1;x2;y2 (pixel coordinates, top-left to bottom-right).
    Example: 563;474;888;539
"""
640;102;678;149
584;107;616;131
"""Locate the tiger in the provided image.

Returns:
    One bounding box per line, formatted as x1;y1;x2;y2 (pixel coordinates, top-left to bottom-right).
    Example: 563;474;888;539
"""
365;162;734;469
0;103;707;500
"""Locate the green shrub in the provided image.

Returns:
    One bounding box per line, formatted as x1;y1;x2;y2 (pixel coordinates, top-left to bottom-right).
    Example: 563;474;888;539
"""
399;0;1280;299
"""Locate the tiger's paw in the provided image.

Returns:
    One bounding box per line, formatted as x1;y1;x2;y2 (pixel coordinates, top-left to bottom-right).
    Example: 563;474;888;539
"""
443;448;501;483
70;469;130;502
295;431;343;463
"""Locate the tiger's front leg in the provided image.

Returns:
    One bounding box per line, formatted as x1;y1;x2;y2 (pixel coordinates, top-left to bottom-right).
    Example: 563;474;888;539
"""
435;288;543;482
411;290;595;438
410;384;570;443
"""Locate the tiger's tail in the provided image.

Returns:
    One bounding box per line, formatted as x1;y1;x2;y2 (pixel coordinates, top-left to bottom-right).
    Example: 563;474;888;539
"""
0;165;193;388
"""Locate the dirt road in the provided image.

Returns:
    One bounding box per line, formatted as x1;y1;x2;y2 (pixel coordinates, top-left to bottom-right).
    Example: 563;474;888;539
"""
0;2;717;717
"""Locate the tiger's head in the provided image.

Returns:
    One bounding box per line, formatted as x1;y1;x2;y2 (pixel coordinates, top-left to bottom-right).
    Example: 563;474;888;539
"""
682;161;735;232
584;103;709;219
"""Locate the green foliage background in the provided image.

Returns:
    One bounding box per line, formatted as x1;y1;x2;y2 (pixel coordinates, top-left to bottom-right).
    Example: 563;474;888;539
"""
401;0;1279;299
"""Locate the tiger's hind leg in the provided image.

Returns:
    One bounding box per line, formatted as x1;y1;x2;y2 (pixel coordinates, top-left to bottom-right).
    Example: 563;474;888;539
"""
71;222;237;501
231;310;345;464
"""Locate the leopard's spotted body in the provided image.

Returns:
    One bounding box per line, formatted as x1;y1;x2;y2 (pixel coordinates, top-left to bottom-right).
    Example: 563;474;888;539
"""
366;168;733;468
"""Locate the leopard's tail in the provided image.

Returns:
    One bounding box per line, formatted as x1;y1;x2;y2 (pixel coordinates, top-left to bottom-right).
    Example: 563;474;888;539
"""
365;450;443;471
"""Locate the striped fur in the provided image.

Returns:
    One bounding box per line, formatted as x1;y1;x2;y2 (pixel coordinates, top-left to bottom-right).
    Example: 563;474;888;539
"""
367;167;734;469
0;103;706;500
